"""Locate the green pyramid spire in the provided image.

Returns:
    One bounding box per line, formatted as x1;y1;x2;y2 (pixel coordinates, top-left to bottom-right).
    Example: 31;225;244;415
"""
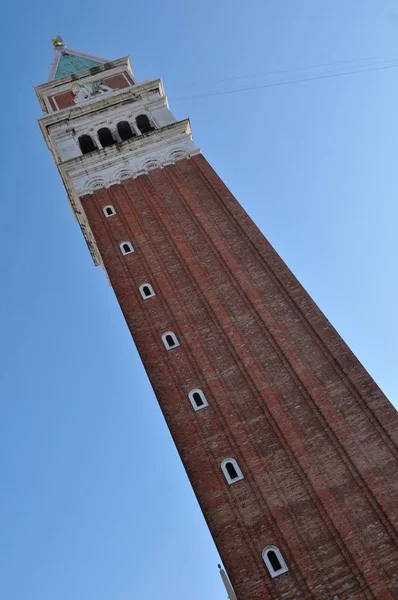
48;37;108;81
54;52;104;79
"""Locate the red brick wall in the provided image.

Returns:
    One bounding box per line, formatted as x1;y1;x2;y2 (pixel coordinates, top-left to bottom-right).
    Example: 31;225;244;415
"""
81;155;398;600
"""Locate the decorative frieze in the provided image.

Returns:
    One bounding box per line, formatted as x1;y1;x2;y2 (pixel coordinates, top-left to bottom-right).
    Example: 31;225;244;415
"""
61;120;200;196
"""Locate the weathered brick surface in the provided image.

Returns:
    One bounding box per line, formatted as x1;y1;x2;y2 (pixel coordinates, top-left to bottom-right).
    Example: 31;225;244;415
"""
81;154;398;600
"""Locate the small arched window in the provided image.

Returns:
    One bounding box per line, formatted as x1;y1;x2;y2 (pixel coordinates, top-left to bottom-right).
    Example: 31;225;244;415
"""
120;241;134;255
162;331;180;350
117;121;135;141
139;283;155;299
98;127;116;148
103;205;116;217
262;546;289;578
78;134;97;155
136;114;155;134
188;389;208;411
221;458;244;484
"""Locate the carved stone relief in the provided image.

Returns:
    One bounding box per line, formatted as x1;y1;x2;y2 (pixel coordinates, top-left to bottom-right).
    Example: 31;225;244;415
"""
72;80;114;104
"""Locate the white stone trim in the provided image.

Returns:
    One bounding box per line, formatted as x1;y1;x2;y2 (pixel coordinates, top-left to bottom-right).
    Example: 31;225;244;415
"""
121;72;131;86
262;546;289;578
52;96;60;111
87;178;107;192
139;283;155;300
120;241;134;255
36;70;198;268
38;83;174;165
103;205;116;217
112;168;135;184
162;331;180;351
141;158;161;171
221;458;244;484
188;389;209;411
61;121;199;195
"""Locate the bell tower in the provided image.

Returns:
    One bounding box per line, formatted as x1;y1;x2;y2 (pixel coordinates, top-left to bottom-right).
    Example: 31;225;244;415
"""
36;40;398;600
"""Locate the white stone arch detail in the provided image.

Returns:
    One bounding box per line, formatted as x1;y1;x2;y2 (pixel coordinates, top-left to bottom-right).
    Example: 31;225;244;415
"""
86;177;107;193
221;458;244;484
109;167;135;186
139;283;155;300
115;168;134;181
162;331;180;350
103;204;116;217
168;148;188;162
188;388;209;411
119;241;134;255
142;158;161;172
262;546;289;578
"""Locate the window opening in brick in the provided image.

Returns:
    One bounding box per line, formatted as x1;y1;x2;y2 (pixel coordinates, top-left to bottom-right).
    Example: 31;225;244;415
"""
103;205;116;217
98;127;116;148
120;241;134;255
162;331;179;350
262;546;288;578
166;334;175;347
193;392;204;406
268;551;282;571
188;389;208;411
139;284;155;299
221;458;244;484
78;134;97;154
226;462;238;479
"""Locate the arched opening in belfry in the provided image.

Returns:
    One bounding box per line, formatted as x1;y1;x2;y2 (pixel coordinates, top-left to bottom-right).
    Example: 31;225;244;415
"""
78;134;97;154
98;127;116;148
117;121;135;141
136;114;155;134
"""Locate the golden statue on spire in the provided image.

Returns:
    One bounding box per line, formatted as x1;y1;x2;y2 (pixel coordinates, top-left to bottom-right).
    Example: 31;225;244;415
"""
52;35;65;48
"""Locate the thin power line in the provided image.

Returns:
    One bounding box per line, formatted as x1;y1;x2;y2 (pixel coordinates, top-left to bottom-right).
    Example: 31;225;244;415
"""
171;50;398;90
171;60;398;102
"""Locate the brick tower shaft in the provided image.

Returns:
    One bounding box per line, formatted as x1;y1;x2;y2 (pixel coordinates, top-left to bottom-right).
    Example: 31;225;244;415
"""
36;41;398;600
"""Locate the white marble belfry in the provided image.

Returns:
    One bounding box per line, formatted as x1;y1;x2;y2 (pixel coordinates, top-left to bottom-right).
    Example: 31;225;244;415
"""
35;52;200;267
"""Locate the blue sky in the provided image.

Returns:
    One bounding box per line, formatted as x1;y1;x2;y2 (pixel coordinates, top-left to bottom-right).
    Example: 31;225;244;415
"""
1;2;398;599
